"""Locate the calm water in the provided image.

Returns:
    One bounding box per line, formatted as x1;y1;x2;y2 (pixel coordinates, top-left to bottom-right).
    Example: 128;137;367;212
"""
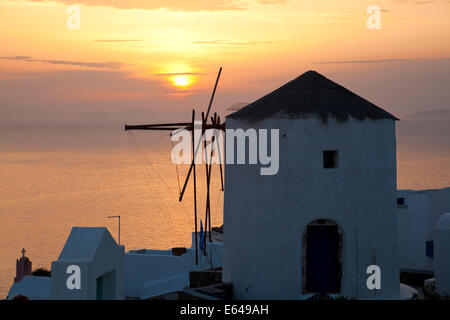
0;129;449;298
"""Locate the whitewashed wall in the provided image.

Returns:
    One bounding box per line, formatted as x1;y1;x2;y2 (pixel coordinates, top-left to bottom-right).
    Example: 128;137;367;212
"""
50;227;125;300
397;188;450;272
125;241;223;299
223;116;399;299
435;213;450;295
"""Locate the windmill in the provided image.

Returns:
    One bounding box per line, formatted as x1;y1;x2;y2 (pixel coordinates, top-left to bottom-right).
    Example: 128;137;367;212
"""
124;67;225;265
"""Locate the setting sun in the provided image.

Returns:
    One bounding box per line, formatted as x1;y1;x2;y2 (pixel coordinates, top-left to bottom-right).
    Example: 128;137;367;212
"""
172;75;190;87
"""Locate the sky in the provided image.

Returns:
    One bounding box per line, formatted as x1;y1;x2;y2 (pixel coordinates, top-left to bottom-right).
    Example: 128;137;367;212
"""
0;0;449;124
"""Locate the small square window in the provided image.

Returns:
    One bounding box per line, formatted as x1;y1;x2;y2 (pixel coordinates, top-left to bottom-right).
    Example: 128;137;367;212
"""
323;150;338;168
397;197;408;208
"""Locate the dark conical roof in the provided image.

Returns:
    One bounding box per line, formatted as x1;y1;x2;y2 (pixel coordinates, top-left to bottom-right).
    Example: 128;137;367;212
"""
227;70;398;122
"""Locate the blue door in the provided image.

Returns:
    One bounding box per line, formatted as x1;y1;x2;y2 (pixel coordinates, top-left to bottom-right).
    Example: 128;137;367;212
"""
96;276;104;300
306;225;339;293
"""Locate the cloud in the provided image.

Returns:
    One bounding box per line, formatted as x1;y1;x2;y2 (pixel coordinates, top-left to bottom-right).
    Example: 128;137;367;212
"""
155;72;203;76
0;69;240;123
391;0;450;4
256;0;290;4
19;0;293;11
22;0;247;11
411;0;450;4
0;69;176;123
0;56;124;69
312;58;407;64
93;39;143;43
311;58;450;64
192;40;277;46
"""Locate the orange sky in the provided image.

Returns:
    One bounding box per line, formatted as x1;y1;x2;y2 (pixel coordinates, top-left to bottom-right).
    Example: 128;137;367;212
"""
0;0;449;122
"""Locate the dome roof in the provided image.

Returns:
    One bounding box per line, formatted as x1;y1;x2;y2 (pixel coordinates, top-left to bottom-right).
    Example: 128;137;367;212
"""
436;213;450;230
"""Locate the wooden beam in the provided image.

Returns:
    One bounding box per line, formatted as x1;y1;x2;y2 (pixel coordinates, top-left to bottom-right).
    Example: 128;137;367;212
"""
205;67;222;121
192;109;198;265
125;123;224;132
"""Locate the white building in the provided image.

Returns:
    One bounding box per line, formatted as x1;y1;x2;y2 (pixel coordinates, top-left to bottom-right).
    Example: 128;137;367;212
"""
8;276;51;300
223;70;400;299
397;188;450;273
125;232;223;299
51;227;125;300
435;213;450;296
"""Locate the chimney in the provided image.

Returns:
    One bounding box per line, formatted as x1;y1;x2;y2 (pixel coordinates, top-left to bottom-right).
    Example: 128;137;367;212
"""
14;248;32;283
